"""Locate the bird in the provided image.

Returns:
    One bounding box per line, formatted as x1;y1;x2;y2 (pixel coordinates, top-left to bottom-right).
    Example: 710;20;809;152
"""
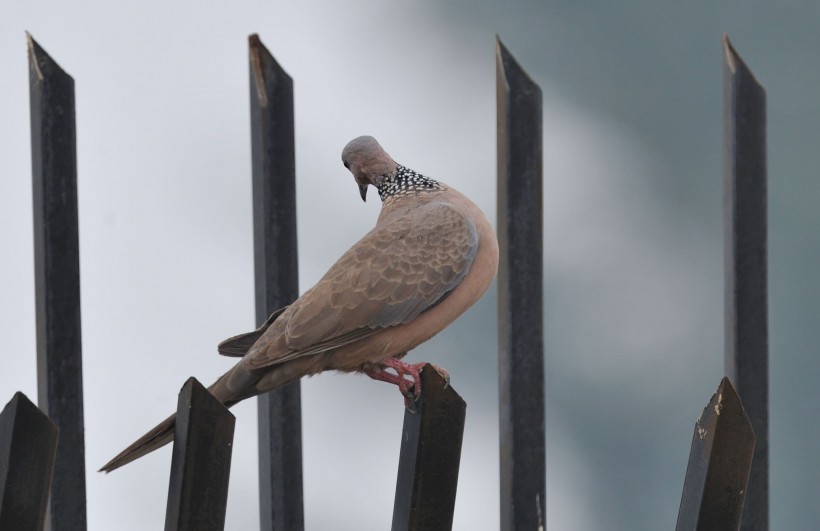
100;135;499;473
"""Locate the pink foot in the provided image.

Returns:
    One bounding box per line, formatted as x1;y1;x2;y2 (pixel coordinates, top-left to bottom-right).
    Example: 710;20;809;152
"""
364;358;451;412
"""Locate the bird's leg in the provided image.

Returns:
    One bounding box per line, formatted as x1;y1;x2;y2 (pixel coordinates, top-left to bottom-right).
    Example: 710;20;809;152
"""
363;365;407;387
365;358;452;411
363;360;416;409
383;359;451;397
380;358;423;399
364;358;420;411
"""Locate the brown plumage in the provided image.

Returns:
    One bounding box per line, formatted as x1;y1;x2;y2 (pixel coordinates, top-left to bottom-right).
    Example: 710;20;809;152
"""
100;136;498;473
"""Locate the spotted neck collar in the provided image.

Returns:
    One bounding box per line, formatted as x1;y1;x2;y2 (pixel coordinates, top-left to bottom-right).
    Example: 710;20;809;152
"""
376;164;444;201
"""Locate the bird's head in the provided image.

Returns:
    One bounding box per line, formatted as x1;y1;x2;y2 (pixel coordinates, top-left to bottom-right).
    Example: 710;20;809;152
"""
341;136;397;202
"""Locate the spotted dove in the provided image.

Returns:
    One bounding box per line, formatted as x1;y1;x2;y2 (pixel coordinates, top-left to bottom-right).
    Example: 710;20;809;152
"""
100;136;498;473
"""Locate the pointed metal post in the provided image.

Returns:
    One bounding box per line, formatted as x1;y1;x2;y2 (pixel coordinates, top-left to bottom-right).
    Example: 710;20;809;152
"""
0;392;59;531
28;34;87;531
248;34;303;531
495;36;545;531
722;35;768;531
391;366;467;531
165;379;236;531
675;378;756;530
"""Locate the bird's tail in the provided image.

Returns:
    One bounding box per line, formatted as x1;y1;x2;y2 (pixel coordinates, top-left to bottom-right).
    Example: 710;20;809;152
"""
99;413;176;473
99;359;265;473
100;309;295;473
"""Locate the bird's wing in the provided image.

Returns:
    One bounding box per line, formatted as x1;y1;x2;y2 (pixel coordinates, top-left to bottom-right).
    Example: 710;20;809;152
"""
242;200;478;370
217;307;288;357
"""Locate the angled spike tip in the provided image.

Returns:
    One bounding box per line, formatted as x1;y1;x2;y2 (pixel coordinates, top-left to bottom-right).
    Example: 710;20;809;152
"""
675;378;755;531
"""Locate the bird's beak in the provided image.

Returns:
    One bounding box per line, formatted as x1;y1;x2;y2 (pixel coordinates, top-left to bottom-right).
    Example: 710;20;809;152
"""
359;184;368;202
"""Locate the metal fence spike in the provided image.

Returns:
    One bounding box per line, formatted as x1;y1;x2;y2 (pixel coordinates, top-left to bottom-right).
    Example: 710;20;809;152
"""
28;33;87;531
391;366;467;531
0;392;59;531
496;36;546;531
248;33;304;531
676;378;755;531
165;378;236;531
722;34;768;531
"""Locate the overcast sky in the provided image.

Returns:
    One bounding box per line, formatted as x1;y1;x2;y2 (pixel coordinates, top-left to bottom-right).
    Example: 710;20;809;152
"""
2;1;820;530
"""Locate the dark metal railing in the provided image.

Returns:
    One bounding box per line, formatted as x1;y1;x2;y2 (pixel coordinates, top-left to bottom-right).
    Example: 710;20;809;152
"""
495;37;546;531
673;34;769;530
391;366;467;531
248;34;304;531
165;378;236;531
27;34;87;531
722;34;769;531
2;29;773;531
0;392;58;531
675;378;756;530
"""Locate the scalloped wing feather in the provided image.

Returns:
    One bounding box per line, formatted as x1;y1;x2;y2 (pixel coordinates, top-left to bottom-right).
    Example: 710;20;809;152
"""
241;200;477;370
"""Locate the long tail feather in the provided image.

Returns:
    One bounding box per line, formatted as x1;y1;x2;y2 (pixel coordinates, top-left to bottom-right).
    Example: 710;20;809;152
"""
99;413;176;473
99;359;270;473
100;346;306;473
101;309;296;473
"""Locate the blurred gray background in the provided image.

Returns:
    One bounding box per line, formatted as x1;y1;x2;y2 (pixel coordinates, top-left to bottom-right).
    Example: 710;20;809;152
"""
2;1;818;529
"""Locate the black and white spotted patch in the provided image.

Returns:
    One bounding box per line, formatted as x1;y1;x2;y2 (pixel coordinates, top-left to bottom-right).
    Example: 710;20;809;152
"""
376;164;444;201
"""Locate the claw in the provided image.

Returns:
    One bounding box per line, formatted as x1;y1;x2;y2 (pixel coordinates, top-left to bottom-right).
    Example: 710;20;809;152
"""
428;363;450;389
404;395;417;414
398;376;415;399
364;358;450;409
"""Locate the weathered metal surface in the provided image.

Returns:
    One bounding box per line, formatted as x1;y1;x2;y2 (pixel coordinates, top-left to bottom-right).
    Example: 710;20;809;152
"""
495;36;546;531
28;33;87;531
676;378;755;531
722;35;768;531
248;34;304;531
391;366;467;531
165;378;236;531
0;392;59;531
